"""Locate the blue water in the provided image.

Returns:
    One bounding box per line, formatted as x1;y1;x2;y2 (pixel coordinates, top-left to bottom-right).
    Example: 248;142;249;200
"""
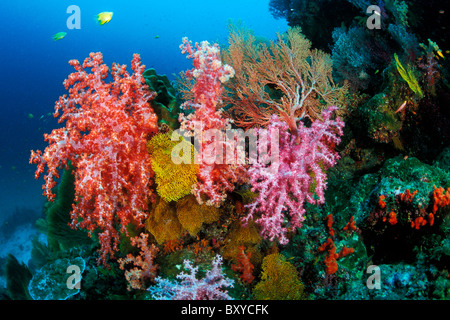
0;0;287;260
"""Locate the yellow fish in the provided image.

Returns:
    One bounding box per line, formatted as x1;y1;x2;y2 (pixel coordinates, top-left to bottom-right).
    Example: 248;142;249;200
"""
97;12;113;25
437;50;445;59
52;32;67;41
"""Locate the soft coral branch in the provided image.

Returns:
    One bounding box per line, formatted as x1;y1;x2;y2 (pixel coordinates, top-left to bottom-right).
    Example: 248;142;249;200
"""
243;106;344;244
30;52;158;265
148;255;234;300
178;38;248;206
118;233;159;291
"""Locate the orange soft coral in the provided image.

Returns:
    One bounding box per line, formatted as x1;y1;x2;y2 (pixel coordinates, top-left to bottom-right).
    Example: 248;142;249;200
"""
388;211;398;225
318;238;339;274
382;211;398;225
400;189;418;203
319;238;355;275
325;214;335;236
411;216;427;230
343;216;357;231
163;239;183;255
431;185;450;214
378;195;386;209
118;233;159;291
319;213;355;275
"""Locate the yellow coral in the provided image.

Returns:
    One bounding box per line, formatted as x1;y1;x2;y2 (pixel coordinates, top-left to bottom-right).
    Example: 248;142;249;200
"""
147;132;197;202
176;195;220;236
145;197;183;244
222;220;262;267
145;195;221;242
253;253;306;300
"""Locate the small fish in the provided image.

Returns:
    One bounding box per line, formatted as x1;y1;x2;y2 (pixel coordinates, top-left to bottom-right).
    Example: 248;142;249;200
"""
154;35;160;39
437;50;445;59
97;12;113;25
374;69;379;74
27;113;34;119
52;32;67;41
395;101;407;114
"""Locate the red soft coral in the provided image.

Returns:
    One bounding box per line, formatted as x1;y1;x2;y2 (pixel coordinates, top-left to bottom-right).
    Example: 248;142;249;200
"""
30;52;158;265
231;245;255;284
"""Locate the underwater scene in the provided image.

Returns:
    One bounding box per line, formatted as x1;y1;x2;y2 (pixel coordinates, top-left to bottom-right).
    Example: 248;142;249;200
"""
0;0;449;307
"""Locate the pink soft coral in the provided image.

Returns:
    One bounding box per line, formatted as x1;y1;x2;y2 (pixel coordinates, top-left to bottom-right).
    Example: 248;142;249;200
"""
242;106;344;244
179;37;247;206
30;52;158;265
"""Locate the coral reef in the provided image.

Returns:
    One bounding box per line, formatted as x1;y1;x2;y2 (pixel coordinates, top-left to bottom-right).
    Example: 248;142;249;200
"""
15;1;450;302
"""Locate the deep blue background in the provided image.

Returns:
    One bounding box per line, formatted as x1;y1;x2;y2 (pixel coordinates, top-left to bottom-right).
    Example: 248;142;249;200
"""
0;1;287;224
